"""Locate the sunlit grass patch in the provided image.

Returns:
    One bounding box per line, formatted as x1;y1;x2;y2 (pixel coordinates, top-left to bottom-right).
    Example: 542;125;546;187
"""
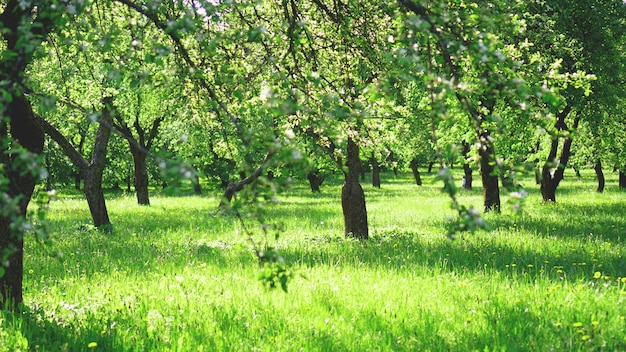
2;170;625;350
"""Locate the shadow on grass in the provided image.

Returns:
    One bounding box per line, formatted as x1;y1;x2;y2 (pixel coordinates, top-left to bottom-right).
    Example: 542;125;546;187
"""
41;177;626;288
1;306;136;351
279;228;626;284
23;179;625;349
489;201;626;242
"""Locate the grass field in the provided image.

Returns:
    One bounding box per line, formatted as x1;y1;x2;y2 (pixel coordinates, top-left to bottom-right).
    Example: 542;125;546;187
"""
2;169;626;351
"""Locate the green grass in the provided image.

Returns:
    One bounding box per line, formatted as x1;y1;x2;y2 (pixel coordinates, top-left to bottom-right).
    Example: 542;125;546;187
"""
2;169;626;351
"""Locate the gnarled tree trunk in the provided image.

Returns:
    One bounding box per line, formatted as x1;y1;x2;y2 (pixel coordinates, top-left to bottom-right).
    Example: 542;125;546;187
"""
0;0;65;309
34;98;114;228
574;167;581;179
341;138;368;239
534;166;541;185
463;164;473;190
83;98;114;227
0;94;44;309
84;168;110;227
540;106;579;202
114;105;164;206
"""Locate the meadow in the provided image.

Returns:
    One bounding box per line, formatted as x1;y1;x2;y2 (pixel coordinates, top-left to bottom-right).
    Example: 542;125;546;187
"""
1;169;625;351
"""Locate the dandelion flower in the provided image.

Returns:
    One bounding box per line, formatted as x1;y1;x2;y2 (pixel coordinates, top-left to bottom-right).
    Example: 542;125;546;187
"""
593;271;601;279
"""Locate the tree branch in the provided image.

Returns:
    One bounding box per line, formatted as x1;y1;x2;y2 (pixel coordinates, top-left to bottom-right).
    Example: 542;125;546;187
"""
32;114;90;172
114;0;245;137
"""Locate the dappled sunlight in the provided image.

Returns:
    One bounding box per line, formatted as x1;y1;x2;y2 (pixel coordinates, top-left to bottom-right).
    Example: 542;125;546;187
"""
14;171;626;350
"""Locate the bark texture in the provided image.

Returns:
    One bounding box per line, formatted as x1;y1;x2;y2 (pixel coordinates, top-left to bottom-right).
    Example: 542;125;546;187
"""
34;98;115;228
540;106;579;202
114;105;164;206
0;95;44;308
130;145;150;205
341;138;368;239
0;0;61;309
83;98;114;227
300;126;368;239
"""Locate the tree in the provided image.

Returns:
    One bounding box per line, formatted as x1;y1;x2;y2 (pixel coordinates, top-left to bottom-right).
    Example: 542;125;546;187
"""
34;98;115;228
395;0;534;214
522;0;626;201
113;84;173;205
342;138;369;238
0;0;72;309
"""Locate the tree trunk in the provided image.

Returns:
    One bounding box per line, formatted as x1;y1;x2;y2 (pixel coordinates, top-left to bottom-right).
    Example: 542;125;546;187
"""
82;98;114;227
534;166;541;185
427;162;434;173
463;164;473;190
500;172;515;191
387;150;398;177
74;171;82;190
594;161;605;193
218;153;273;209
540;107;579;202
620;170;626;189
220;184;237;207
307;170;324;192
193;174;202;195
341;138;368;239
359;162;366;181
461;141;472;190
0;94;44;309
44;150;53;190
130;145;150;205
84;168;110;228
478;130;500;212
34;99;114;228
370;153;381;188
410;158;422;186
113;108;164;205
